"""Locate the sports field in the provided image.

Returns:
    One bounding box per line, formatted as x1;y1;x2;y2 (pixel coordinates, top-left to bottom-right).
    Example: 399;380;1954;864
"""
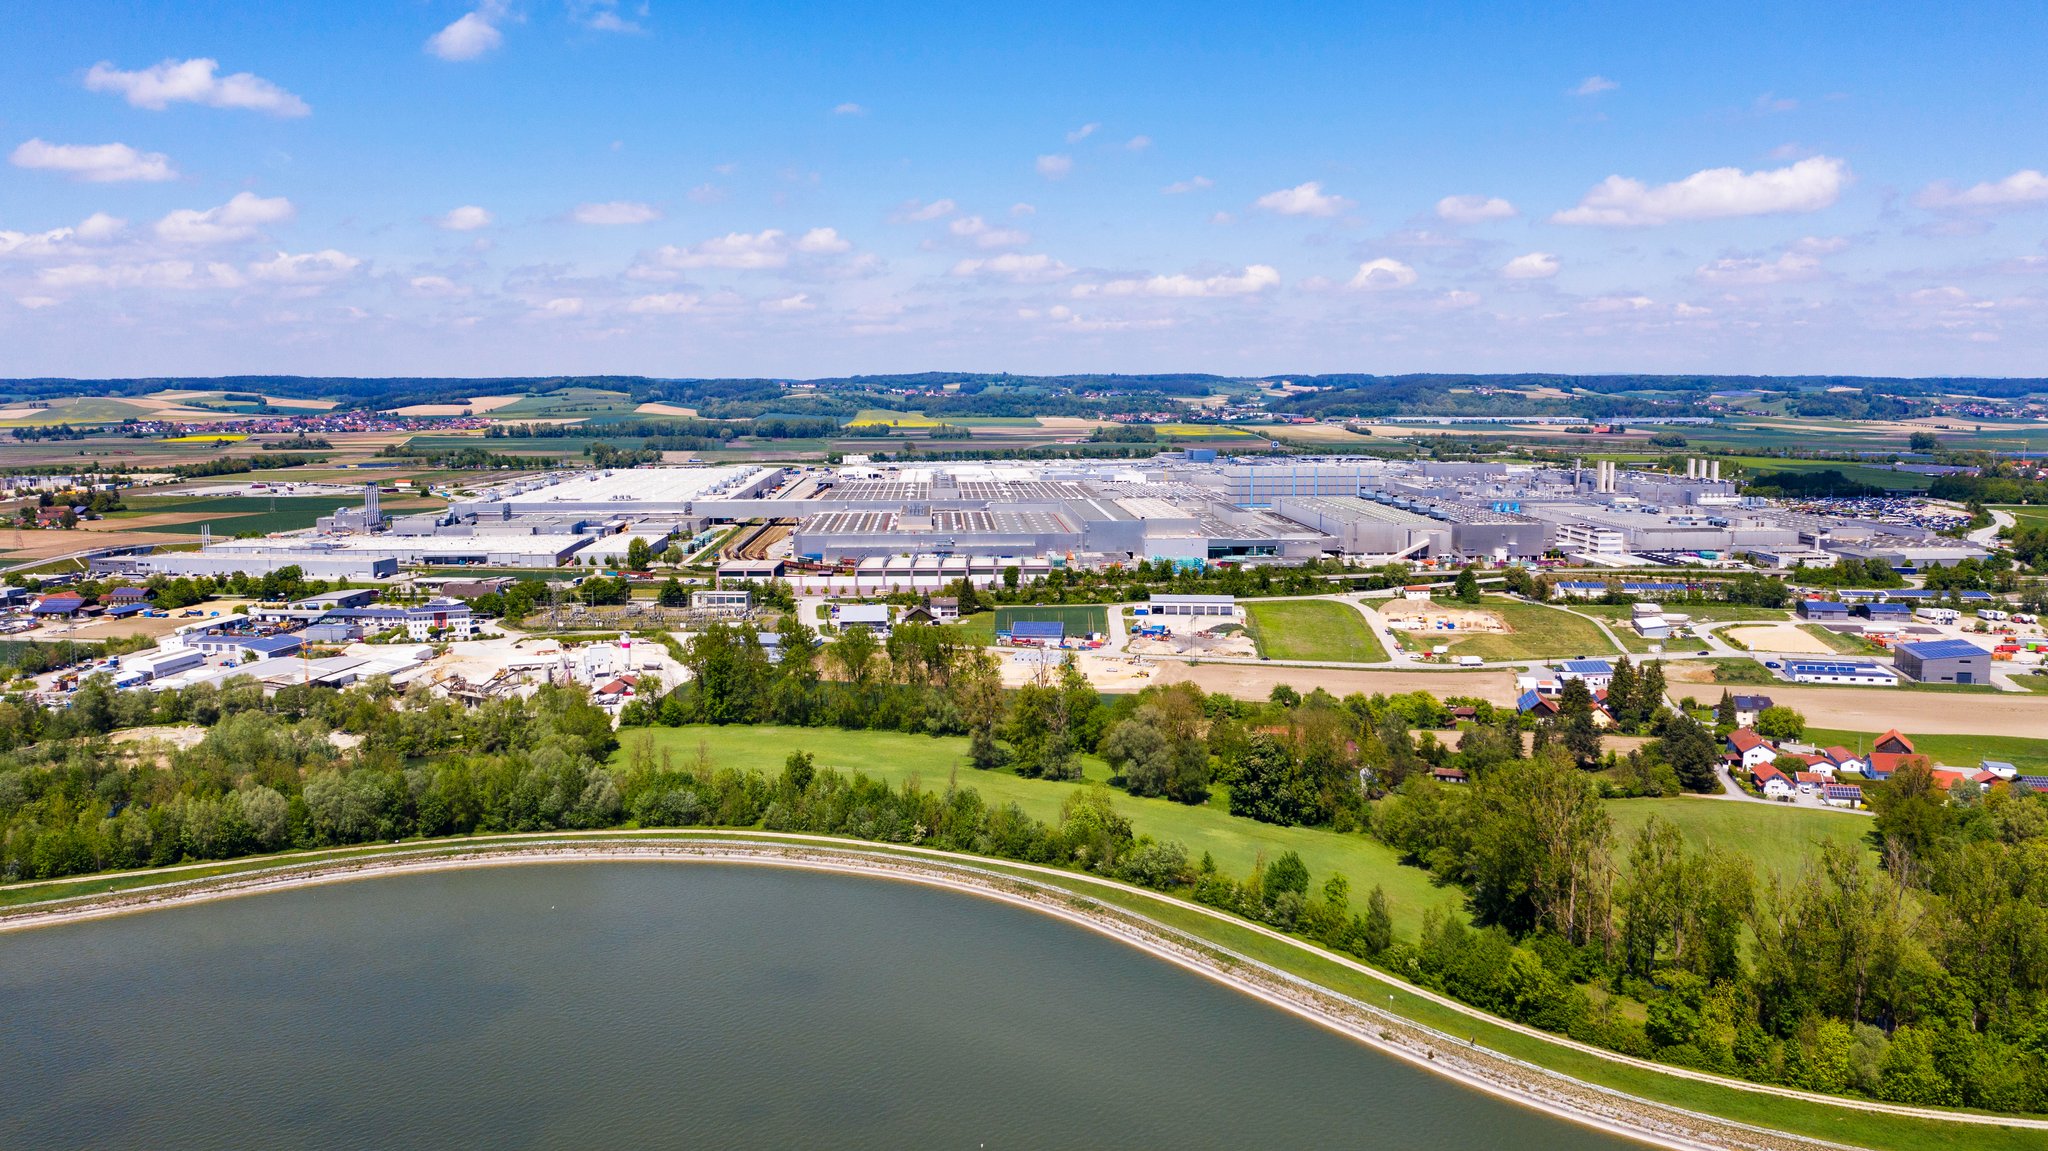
994;604;1109;635
1243;599;1387;663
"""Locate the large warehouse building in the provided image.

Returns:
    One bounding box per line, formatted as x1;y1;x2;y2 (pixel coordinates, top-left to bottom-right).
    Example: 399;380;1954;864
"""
91;453;1971;583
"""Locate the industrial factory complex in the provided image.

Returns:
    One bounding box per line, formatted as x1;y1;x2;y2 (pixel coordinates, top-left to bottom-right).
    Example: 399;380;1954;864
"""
91;453;1988;584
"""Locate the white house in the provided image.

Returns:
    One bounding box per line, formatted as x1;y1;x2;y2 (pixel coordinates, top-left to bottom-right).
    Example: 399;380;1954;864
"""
1726;729;1780;770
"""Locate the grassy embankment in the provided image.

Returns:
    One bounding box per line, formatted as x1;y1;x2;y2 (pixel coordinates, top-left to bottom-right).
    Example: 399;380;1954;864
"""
1242;599;1388;663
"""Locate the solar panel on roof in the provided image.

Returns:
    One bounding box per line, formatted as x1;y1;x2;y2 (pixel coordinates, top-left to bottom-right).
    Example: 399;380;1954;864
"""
1898;639;1989;660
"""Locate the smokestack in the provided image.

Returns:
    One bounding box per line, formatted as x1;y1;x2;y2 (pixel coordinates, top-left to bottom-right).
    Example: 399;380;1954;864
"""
1573;457;1583;491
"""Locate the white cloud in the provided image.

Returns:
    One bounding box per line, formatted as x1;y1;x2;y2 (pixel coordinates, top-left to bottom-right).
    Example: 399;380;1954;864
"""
10;139;175;183
1438;290;1482;309
795;227;852;253
1348;258;1417;290
1125;135;1152;151
437;205;493;231
39;260;245;291
628;292;700;314
950;253;1073;283
1574;75;1619;96
900;198;956;221
1501;252;1561;280
1917;170;2048;211
1163;176;1213;195
1580;294;1656;313
762;293;813;312
0;214;126;259
572;1;643;33
248;249;361;283
537;297;585;316
155;192;295;244
75;213;126;241
1076;264;1280;298
655;230;790;270
1255;181;1352;217
573;200;661;225
1435;194;1516;223
1036;154;1073;179
833;102;867;116
1693;251;1822;285
1010;202;1035;217
1552;156;1847;226
427;6;506;61
1066;123;1099;143
408;275;468;298
948;216;1030;249
84;58;309;116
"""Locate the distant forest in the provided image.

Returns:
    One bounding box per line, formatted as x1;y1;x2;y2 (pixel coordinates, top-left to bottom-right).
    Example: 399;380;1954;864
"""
5;372;2047;422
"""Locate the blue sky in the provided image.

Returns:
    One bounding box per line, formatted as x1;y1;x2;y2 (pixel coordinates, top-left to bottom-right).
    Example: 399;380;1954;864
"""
4;1;2047;378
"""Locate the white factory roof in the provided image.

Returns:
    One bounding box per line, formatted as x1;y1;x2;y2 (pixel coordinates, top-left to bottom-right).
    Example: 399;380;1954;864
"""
487;466;767;504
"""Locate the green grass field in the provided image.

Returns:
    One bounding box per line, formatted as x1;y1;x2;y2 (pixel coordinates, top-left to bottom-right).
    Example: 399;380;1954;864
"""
1702;657;1781;685
617;724;1453;934
1243;599;1388;663
1403;598;1618;662
488;388;642;422
1799;624;1890;655
112;494;444;535
994;604;1109;636
0;397;158;426
1608;797;1873;880
1804;726;2048;773
938;611;996;645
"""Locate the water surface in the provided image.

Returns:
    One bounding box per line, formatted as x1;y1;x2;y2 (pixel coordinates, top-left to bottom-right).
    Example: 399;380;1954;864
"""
0;863;1636;1149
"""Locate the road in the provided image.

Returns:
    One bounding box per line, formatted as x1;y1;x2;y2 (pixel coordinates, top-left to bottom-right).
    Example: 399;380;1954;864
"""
1968;506;2015;547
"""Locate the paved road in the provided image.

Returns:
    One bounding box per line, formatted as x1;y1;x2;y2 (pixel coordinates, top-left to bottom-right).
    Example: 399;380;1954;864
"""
1968;506;2015;547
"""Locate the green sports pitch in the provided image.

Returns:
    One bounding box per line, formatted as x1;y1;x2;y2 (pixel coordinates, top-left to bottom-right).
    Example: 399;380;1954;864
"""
993;604;1110;636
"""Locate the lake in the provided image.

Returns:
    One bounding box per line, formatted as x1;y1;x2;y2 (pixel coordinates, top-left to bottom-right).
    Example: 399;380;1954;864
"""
0;863;1635;1149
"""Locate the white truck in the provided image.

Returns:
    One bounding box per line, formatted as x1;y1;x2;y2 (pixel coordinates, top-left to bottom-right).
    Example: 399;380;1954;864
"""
1914;606;1961;625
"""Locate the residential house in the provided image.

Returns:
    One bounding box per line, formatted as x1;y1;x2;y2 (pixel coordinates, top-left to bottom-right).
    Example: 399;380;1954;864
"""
1725;728;1780;771
1750;762;1796;800
1430;766;1469;784
1730;694;1774;728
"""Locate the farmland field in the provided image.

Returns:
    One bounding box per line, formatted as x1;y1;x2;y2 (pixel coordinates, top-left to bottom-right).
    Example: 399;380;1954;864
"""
1243;599;1387;663
993;604;1109;635
847;408;941;428
487;388;642;422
